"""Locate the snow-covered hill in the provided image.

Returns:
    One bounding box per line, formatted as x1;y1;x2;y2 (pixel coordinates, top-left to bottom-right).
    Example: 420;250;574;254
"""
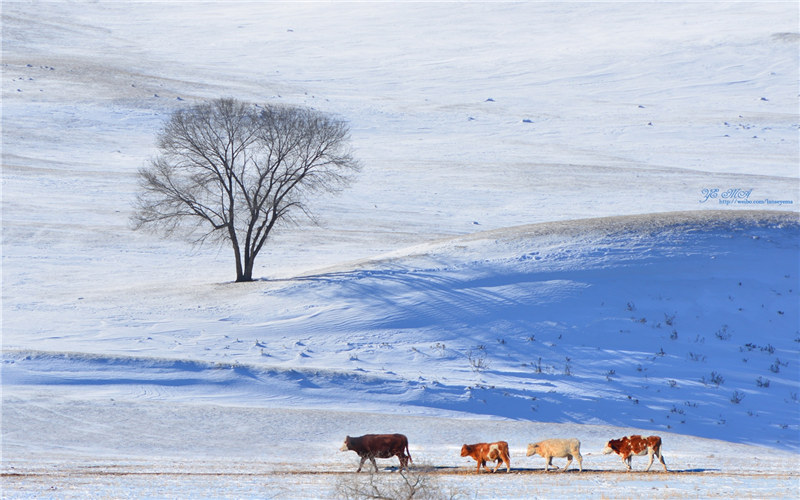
2;1;799;498
5;210;799;448
3;211;798;498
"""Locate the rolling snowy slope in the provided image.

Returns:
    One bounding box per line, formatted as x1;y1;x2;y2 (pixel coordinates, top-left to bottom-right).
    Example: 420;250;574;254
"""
2;2;799;498
2;2;797;331
5;211;799;450
3;211;799;498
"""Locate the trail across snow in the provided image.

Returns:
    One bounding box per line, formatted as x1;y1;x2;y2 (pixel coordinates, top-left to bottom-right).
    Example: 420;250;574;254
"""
3;398;799;499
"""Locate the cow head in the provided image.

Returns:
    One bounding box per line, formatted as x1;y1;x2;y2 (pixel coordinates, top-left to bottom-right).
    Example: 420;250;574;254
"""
340;436;351;452
460;444;470;457
603;439;622;455
526;443;540;457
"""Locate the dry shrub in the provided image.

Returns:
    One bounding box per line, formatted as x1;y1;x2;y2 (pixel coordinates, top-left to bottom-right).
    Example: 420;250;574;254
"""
333;465;463;500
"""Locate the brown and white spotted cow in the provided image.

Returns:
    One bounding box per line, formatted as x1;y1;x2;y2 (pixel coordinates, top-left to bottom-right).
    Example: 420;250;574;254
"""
603;435;667;472
460;441;511;473
340;434;412;472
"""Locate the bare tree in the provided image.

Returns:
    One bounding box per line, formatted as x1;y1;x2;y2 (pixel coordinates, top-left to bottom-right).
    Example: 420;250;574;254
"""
334;466;462;500
132;98;359;282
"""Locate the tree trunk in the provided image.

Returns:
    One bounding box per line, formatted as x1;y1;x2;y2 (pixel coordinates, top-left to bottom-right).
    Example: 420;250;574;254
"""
242;256;256;281
235;261;253;282
231;236;250;282
237;257;255;282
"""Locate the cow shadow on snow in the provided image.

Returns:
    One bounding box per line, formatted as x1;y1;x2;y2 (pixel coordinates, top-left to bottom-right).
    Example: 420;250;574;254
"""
371;466;719;475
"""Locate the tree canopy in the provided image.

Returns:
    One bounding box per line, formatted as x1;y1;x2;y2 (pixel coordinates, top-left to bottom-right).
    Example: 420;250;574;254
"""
133;98;360;282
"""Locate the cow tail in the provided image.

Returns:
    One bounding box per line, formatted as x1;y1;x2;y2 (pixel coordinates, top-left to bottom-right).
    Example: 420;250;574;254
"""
406;442;413;463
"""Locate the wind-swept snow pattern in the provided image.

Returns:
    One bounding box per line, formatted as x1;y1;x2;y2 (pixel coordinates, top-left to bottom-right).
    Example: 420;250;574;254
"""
5;211;799;448
2;1;799;498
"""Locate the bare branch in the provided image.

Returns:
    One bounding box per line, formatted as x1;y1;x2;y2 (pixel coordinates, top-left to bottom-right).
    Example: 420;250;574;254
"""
131;98;359;282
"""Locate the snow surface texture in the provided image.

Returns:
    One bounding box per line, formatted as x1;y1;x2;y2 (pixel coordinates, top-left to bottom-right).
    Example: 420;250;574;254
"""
2;2;799;499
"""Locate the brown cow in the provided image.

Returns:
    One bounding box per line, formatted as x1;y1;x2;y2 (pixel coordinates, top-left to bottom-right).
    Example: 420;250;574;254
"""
340;434;412;472
460;441;511;473
602;435;667;472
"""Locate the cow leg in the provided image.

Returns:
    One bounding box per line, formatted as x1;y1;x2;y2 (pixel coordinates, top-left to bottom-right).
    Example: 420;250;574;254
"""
370;456;379;473
357;456;367;473
624;455;632;471
398;454;408;471
645;450;655;472
491;457;508;473
563;454;572;473
657;450;668;472
576;453;583;472
504;456;511;473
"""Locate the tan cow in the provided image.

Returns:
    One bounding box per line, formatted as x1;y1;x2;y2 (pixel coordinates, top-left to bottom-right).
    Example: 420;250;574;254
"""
526;438;582;472
460;441;511;473
603;435;667;472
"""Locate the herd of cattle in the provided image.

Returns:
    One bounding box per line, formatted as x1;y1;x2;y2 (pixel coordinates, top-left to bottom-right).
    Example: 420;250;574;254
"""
340;434;668;473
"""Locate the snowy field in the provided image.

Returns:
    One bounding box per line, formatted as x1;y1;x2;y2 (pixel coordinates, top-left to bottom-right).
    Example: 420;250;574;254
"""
3;400;798;499
2;1;799;499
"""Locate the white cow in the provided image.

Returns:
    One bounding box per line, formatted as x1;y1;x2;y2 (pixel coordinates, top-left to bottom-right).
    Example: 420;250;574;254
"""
526;438;583;472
